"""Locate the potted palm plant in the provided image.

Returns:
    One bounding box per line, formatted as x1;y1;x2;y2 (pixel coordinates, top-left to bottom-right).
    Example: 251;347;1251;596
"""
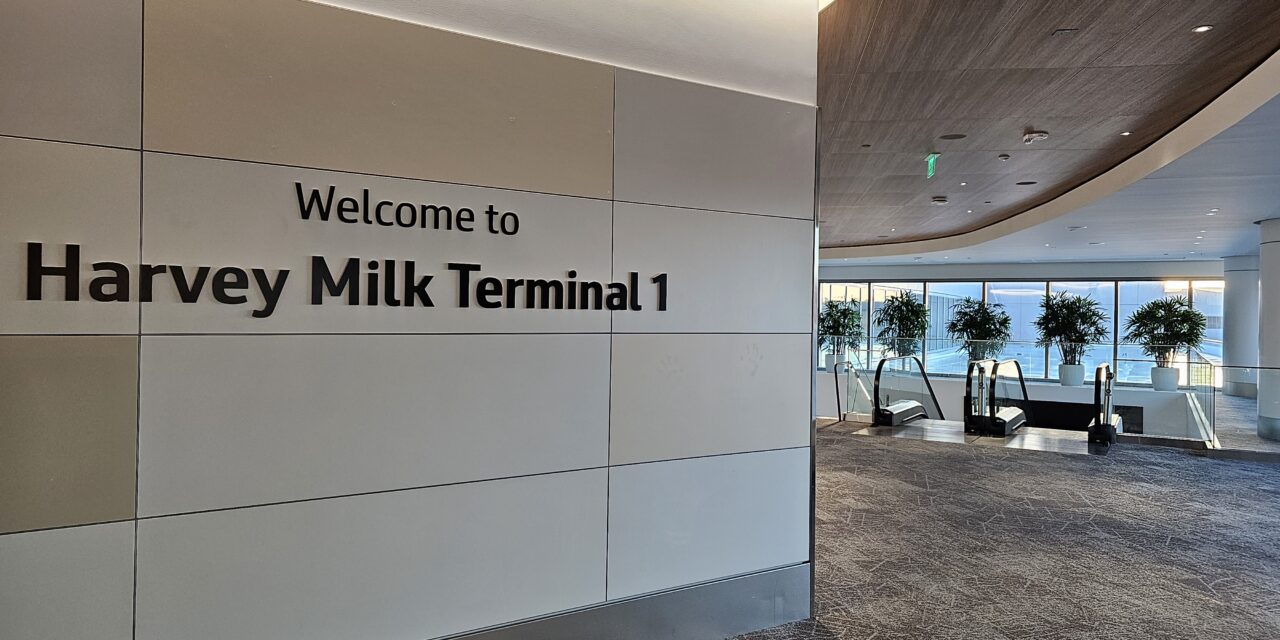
873;292;929;358
945;297;1011;362
818;300;861;370
1122;296;1206;391
1034;292;1110;386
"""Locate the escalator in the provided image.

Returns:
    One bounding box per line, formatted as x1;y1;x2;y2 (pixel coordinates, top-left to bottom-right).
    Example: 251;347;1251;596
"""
871;356;946;426
1088;362;1123;445
964;359;1032;437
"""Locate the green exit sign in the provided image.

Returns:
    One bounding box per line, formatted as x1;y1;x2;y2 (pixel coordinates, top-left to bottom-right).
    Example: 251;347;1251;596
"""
925;152;941;179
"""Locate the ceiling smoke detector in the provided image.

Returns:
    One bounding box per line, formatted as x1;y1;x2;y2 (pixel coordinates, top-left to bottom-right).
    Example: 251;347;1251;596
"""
931;196;949;206
1023;130;1050;145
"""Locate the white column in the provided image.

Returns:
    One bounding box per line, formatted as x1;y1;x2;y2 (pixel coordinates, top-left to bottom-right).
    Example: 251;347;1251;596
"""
1258;220;1280;440
1223;254;1259;397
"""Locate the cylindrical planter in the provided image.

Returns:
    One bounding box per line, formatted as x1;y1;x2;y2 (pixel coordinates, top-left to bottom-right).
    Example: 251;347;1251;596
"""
823;352;837;371
1059;364;1085;387
1151;366;1179;391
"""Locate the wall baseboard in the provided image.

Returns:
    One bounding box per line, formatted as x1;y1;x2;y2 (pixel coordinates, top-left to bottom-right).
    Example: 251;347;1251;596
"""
455;564;811;640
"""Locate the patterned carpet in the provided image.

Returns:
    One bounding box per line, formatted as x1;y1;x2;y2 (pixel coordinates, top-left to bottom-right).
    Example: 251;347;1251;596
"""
737;423;1280;640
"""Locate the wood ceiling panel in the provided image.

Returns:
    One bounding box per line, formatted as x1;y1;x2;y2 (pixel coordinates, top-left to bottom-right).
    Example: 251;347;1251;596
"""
818;0;1280;248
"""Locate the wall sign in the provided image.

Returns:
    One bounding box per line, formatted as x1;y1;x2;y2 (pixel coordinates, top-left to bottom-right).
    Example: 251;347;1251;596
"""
24;181;669;319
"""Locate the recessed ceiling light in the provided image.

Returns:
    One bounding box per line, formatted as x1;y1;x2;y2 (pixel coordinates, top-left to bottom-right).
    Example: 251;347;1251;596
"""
939;133;967;140
960;182;968;186
861;144;872;148
1209;208;1220;212
1189;251;1198;254
877;235;889;239
890;228;896;232
1017;181;1038;186
1089;242;1106;246
1067;225;1087;231
998;154;1011;161
943;256;950;259
1044;243;1052;247
984;201;993;204
1120;131;1132;136
1207;212;1217;216
1196;236;1204;239
1192;25;1214;33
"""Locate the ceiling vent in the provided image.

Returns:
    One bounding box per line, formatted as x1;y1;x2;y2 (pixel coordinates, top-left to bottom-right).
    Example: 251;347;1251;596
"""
1023;130;1049;145
931;196;949;206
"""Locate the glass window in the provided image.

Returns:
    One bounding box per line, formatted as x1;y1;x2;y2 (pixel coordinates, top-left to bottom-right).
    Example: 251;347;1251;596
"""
1117;280;1190;383
1047;282;1116;381
924;282;983;376
1192;280;1224;362
985;281;1048;378
871;283;924;362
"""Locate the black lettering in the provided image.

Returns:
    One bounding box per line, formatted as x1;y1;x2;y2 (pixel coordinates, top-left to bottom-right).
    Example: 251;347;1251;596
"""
651;272;667;311
295;183;336;221
393;202;414;227
526;279;564;309
212;267;249;304
26;242;79;301
383;260;400;307
477;277;503;309
500;211;519;235
629;272;643;311
311;256;359;305
485;204;500;234
423;205;450;230
336;197;359;223
448;262;481;308
362;189;373;225
169;266;211;303
606;283;627;311
580;281;604;310
403;261;433;307
139;264;167;302
457;208;475;232
505;278;524;308
89;262;130;302
366;260;379;306
252;269;289;318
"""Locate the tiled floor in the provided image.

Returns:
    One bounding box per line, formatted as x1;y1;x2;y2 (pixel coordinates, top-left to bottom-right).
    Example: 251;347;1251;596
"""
737;425;1280;640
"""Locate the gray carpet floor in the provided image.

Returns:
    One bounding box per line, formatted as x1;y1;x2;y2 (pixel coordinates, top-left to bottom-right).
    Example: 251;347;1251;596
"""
736;423;1280;640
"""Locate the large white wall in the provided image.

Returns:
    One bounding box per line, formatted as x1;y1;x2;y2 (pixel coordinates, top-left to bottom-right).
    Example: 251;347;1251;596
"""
0;1;817;639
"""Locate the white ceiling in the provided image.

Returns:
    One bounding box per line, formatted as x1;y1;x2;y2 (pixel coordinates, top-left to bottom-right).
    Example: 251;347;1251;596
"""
308;0;818;105
827;91;1280;267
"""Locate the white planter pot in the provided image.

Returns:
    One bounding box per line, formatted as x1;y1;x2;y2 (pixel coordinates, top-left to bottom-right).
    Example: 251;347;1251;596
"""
1059;364;1085;387
823;353;837;371
1151;366;1179;392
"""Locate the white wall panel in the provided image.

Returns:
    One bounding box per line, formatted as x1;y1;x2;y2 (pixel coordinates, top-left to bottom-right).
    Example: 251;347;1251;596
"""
0;137;140;334
0;0;141;147
606;449;810;600
0;522;135;640
141;153;612;333
614;70;816;219
610;334;810;465
136;470;608;640
138;334;609;516
311;0;818;105
612;203;813;333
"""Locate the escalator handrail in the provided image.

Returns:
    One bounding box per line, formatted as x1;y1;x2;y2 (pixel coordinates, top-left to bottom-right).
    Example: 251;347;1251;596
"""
873;355;945;421
1094;362;1114;427
964;359;998;423
988;359;1031;424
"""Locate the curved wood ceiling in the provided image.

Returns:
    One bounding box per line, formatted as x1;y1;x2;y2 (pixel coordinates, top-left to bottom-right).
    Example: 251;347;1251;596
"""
818;0;1280;249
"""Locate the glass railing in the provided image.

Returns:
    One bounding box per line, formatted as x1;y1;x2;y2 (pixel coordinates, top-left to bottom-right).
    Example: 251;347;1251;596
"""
872;356;944;426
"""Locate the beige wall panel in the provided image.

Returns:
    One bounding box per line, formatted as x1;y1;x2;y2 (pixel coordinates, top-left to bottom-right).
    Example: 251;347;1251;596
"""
0;522;135;640
614;69;816;218
0;137;140;334
0;0;141;148
0;337;138;534
144;0;613;199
